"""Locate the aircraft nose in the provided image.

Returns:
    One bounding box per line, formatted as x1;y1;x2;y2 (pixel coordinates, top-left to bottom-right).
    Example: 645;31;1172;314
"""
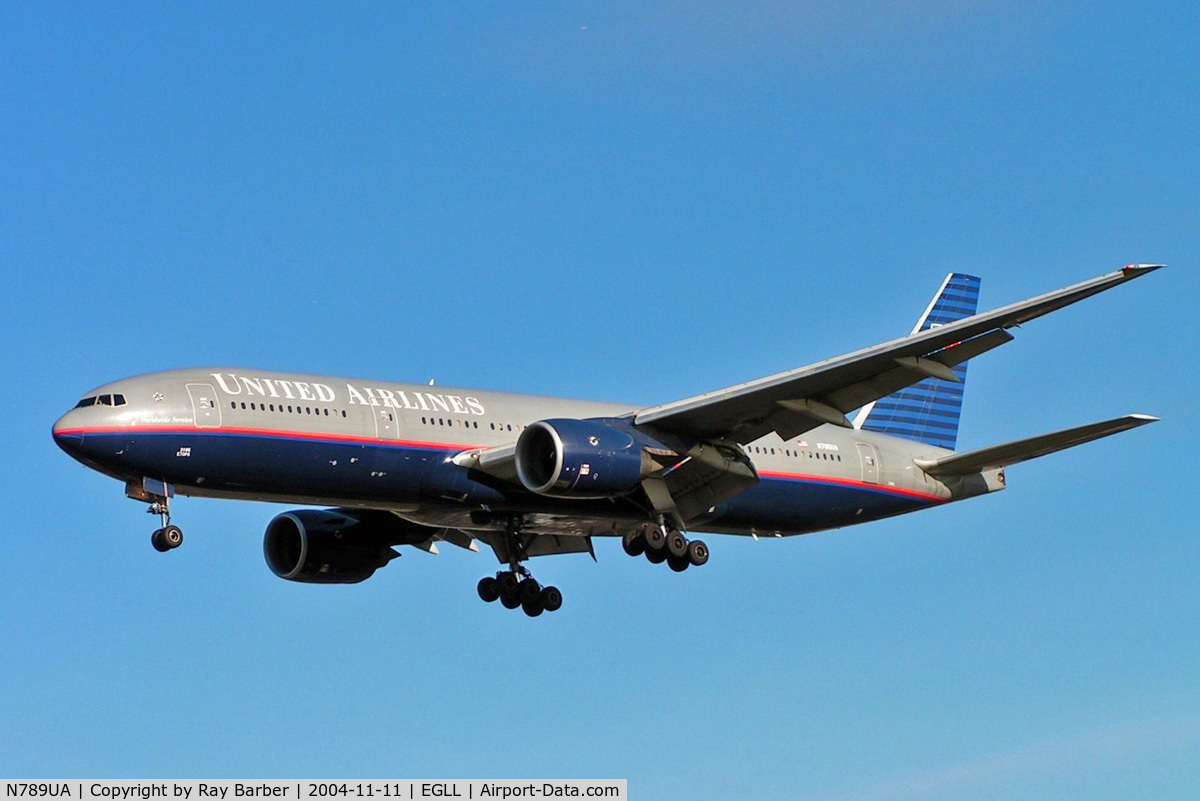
52;410;85;457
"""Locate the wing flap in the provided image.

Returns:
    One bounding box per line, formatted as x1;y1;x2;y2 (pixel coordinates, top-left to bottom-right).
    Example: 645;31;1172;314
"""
832;328;1014;418
913;414;1158;476
477;530;596;564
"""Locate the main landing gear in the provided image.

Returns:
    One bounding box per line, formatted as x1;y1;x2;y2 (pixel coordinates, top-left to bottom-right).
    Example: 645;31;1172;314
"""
477;570;563;617
622;521;708;572
476;515;563;617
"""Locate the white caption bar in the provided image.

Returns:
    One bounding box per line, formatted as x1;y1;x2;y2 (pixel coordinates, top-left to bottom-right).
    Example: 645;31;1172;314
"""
1;783;627;801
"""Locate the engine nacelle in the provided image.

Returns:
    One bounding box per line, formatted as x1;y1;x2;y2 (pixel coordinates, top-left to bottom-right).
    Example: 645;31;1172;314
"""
515;418;652;498
263;509;400;584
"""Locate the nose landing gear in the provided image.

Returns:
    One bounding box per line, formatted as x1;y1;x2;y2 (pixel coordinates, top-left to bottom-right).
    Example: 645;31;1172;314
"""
145;494;183;552
127;479;185;553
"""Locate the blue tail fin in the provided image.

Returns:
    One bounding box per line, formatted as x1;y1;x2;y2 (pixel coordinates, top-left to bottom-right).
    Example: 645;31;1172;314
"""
853;273;981;450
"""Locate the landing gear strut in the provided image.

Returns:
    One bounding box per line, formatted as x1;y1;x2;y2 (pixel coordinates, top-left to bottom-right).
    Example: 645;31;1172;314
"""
623;520;708;571
476;516;563;617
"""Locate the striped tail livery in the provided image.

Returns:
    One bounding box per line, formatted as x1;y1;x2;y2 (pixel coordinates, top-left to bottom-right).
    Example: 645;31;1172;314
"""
854;273;982;449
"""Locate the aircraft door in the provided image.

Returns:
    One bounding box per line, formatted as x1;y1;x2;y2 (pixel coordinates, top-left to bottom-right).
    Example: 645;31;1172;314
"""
856;442;879;484
187;383;222;428
374;407;399;439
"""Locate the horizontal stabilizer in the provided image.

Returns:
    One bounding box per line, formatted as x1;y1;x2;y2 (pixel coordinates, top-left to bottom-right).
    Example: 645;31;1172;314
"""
913;414;1158;476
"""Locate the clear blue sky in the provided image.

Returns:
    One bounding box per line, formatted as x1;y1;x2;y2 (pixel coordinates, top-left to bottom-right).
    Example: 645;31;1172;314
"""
2;2;1198;797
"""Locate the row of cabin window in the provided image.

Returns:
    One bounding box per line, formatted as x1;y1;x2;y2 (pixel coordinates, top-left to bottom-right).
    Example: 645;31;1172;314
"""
232;401;347;418
421;416;482;429
226;402;853;461
750;445;842;461
420;416;527;433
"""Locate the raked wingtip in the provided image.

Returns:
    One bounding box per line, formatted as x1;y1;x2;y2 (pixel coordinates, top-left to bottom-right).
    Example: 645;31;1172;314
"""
1122;263;1165;276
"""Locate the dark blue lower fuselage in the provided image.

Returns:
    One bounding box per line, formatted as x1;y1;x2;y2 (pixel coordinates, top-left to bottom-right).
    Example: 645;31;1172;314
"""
60;427;940;537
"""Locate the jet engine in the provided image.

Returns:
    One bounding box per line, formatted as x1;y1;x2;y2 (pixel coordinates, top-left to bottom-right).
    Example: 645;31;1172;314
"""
515;418;656;498
263;509;402;584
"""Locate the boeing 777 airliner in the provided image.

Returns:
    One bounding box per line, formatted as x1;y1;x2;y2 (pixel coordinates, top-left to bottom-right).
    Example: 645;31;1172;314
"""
53;266;1161;616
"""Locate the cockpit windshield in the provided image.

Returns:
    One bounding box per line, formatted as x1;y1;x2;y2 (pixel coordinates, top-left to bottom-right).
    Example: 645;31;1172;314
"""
75;394;127;408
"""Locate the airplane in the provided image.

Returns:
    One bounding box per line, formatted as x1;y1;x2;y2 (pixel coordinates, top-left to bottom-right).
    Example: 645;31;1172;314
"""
53;265;1162;617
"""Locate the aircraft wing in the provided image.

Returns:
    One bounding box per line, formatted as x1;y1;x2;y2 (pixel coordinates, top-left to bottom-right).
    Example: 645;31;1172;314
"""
634;265;1162;444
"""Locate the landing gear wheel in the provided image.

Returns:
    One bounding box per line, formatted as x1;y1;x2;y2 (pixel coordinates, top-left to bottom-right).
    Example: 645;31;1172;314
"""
151;525;182;552
519;578;543;604
498;571;522;608
668;554;690;572
643;525;666;553
687;539;709;567
541;586;563;612
161;524;183;549
477;576;500;603
622;532;646;557
646;548;667;564
151;529;171;552
497;571;519;595
522;596;545;617
667;530;688;558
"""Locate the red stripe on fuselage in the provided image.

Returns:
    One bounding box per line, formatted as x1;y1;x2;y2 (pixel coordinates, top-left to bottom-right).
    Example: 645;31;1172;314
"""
53;424;481;452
